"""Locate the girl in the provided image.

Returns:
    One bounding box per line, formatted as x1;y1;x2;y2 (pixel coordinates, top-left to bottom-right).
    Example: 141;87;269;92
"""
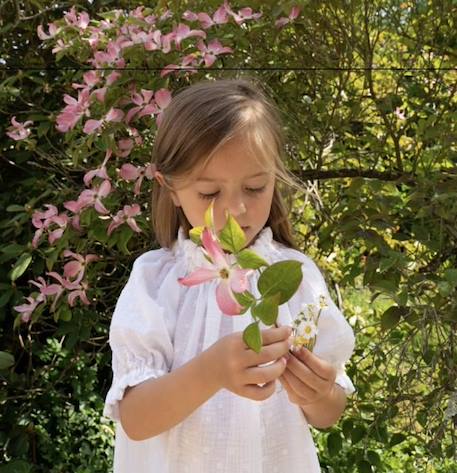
103;78;356;472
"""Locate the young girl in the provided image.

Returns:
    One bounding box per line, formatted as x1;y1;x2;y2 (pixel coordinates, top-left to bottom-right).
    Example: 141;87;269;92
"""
103;78;356;473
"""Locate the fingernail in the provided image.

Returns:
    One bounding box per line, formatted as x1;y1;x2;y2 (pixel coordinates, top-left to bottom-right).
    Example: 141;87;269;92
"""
281;356;288;365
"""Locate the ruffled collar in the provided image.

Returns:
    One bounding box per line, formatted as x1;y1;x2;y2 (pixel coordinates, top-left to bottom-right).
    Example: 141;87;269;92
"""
172;226;279;272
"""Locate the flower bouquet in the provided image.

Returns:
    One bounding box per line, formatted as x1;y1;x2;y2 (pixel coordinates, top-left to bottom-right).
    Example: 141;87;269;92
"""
178;201;323;354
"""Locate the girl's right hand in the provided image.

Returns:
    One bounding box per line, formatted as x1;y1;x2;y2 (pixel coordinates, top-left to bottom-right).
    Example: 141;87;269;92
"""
205;325;292;401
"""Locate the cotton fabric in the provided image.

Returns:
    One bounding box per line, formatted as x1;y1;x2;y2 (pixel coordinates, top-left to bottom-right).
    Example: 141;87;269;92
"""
103;226;356;473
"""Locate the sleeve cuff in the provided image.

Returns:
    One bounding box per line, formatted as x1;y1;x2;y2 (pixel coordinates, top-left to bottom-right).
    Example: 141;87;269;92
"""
103;367;167;422
335;369;356;396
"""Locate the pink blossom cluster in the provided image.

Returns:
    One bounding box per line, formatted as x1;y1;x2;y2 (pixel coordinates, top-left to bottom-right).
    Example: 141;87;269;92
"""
13;251;99;322
13;2;301;325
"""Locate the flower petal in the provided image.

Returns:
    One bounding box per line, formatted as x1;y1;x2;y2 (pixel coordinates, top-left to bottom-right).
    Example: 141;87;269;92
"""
201;228;228;269
216;280;242;315
178;267;219;286
229;268;254;293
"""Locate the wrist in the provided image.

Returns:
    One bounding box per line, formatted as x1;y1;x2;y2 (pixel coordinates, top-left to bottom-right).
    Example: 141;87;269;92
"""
199;346;223;394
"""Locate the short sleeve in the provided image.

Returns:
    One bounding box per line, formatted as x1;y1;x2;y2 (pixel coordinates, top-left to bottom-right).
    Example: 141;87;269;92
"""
103;252;175;421
285;249;356;396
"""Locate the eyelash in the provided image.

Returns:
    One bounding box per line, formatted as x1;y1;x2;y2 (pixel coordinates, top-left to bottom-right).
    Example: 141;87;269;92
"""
198;187;266;200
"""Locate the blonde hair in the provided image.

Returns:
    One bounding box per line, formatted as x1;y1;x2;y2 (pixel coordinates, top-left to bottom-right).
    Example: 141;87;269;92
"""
150;77;305;250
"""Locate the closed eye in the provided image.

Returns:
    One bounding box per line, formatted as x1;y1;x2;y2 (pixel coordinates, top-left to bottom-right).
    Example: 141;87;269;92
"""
198;187;266;200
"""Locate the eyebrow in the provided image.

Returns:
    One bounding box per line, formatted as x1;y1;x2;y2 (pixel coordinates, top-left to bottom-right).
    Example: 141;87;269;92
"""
196;172;269;183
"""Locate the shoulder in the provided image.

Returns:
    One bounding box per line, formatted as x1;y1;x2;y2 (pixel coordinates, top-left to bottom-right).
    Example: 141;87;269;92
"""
271;243;324;278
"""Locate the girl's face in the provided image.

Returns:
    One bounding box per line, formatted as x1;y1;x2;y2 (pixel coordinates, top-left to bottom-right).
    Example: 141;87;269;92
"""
160;135;276;248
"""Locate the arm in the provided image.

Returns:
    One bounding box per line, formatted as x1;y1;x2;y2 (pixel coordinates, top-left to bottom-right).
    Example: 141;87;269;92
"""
119;325;292;441
300;383;347;429
119;348;220;441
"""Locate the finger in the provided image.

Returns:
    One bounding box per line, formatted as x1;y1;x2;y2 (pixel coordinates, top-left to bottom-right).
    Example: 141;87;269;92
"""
279;374;305;405
286;353;327;391
244;338;292;367
242;379;276;401
294;348;336;381
282;367;316;401
255;325;292;348
244;357;287;385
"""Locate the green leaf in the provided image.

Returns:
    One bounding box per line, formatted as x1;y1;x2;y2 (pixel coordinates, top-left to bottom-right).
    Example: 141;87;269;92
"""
0;290;12;308
219;213;246;253
251;293;280;326
243;322;262;353
189;226;204;245
6;205;24;212
357;460;372;473
233;290;256;308
381;306;406;331
57;304;72;322
0;351;15;369
257;260;303;304
351;425;366;444
366;450;381;467
236;249;269;269
444;269;457;284
389;432;406;447
9;253;32;282
327;431;342;456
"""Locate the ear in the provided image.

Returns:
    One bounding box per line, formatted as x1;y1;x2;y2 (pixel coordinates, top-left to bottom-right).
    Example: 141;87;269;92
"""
155;171;181;207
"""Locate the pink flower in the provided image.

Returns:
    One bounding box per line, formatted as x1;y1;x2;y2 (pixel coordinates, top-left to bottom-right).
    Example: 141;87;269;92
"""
56;88;91;132
197;39;233;67
107;204;142;236
37;22;60;40
64;6;90;30
173;23;206;49
224;1;262;25
13;295;44;323
83;149;112;186
65;180;111;216
178;228;254;315
116;138;134;157
31;204;69;248
46;272;91;307
119;163;155;195
62;250;100;284
275;6;301;28
6;116;33;141
83;107;124;134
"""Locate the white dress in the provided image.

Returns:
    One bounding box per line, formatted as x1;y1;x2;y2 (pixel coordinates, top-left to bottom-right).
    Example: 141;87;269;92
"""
103;226;356;473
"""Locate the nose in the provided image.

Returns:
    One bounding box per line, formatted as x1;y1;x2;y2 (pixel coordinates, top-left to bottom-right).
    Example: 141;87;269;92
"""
224;197;247;219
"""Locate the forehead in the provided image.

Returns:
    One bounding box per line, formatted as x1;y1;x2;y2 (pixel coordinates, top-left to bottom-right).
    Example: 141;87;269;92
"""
195;134;275;181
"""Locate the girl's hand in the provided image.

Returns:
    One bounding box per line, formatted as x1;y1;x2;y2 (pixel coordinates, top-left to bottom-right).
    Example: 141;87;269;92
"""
205;325;292;402
278;347;337;406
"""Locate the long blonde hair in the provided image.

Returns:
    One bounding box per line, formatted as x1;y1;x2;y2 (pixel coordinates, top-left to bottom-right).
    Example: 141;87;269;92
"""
150;77;305;250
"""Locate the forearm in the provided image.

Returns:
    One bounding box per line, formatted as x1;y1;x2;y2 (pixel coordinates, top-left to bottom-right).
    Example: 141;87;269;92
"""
119;349;220;441
301;383;347;429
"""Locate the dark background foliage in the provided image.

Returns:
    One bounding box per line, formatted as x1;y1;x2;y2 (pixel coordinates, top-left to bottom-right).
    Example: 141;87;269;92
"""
1;1;456;471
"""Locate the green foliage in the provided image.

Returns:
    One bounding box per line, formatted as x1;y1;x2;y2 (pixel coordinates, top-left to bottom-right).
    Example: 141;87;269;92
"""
1;0;456;471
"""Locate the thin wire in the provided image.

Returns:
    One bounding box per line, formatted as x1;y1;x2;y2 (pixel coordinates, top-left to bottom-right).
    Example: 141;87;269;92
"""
1;66;456;72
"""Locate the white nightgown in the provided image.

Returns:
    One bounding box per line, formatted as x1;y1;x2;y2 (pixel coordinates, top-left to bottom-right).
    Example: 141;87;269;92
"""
103;226;356;473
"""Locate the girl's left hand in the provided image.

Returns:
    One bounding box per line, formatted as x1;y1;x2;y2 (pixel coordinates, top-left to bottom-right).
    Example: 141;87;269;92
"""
278;347;337;406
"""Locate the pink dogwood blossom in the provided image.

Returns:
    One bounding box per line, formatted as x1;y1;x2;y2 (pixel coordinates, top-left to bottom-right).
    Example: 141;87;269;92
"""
107;204;142;236
31;204;70;248
275;6;301;28
197;39;233;67
56;88;91;132
119;163;155;195
83;107;124;134
178;228;254;315
62;250;100;284
6;116;33;141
